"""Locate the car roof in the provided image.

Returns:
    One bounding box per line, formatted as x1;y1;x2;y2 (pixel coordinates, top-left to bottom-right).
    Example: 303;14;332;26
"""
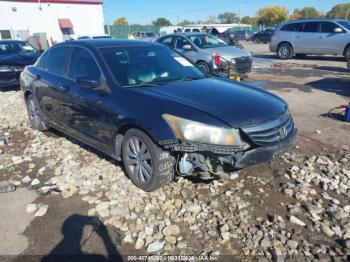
285;18;346;24
162;32;207;37
55;39;162;49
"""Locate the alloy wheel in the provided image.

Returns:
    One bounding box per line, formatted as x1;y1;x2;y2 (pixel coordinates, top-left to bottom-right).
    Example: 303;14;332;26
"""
125;136;153;184
278;44;292;59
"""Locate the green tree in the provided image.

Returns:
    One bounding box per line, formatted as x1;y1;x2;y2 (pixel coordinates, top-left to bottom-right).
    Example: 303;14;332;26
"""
291;7;320;19
113;17;128;26
241;16;257;25
256;6;289;26
152;18;172;26
327;3;350;19
218;12;239;24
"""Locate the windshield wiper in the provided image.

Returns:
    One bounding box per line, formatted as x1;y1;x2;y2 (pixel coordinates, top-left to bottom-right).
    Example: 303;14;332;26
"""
168;76;205;83
123;82;162;88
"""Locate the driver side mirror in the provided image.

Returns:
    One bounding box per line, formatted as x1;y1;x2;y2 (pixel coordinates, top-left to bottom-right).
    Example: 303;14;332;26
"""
182;44;193;51
334;27;343;33
76;76;100;89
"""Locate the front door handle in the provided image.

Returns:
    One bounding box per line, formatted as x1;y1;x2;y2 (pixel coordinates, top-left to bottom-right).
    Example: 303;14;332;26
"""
295;36;301;39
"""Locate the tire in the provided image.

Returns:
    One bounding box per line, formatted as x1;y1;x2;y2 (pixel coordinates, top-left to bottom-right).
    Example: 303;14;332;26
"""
197;61;210;75
25;94;48;131
345;45;350;60
277;42;294;59
121;128;174;191
295;54;307;59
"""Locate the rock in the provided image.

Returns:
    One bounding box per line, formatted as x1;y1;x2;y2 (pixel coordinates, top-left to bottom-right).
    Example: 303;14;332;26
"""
345;240;350;250
188;204;201;214
12;156;23;165
31;178;40;186
260;237;271;248
135;237;144;250
0;180;16;193
22;176;32;183
315;130;322;134
123;234;133;244
34;205;49;217
321;224;334;237
165;235;177;244
147;241;165;253
221;232;230;241
26;203;38;213
287;240;299;249
290;215;306;226
230;173;239;180
163;225;180;236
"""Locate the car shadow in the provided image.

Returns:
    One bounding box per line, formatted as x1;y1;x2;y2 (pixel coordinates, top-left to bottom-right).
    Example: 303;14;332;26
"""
41;214;123;262
313;66;350;74
306;78;350;97
0;85;20;92
253;54;345;62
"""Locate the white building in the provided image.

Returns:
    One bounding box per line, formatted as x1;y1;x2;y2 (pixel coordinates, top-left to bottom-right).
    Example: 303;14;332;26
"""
0;0;105;45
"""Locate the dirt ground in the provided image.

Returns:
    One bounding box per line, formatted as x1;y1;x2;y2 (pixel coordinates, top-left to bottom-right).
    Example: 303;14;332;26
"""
1;42;350;261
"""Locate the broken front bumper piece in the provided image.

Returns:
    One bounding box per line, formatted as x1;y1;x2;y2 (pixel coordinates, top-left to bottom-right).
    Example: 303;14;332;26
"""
173;128;297;175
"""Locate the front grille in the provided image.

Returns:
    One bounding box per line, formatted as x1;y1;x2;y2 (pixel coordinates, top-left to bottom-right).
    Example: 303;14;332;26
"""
242;111;294;146
233;56;252;74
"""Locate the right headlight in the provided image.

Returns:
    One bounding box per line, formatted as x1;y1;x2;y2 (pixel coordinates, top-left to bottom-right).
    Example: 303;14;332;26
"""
163;114;247;147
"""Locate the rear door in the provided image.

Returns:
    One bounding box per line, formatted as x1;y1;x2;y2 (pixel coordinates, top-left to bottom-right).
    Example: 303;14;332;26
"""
319;21;346;55
64;46;113;150
294;22;321;54
33;46;73;130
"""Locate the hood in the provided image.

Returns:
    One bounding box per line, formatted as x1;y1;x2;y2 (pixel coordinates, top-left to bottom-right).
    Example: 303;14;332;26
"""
201;45;251;58
0;52;41;66
140;78;287;127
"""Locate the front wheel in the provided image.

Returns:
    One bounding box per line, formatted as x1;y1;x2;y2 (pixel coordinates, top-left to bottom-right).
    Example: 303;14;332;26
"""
197;61;210;75
121;129;174;191
25;94;48;131
277;43;294;59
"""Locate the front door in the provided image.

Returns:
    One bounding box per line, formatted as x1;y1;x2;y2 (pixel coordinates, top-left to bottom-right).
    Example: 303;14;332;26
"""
64;47;113;151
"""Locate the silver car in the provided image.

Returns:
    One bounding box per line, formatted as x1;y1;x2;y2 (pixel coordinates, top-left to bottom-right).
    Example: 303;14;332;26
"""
270;19;350;59
157;32;252;78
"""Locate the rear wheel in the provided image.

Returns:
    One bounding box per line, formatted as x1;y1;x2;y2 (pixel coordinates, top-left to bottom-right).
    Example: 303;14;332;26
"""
277;42;294;59
25;94;47;131
345;45;350;60
121;129;174;191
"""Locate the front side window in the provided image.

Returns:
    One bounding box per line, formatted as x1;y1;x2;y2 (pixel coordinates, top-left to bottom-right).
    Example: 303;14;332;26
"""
100;46;205;87
302;22;320;33
320;22;339;33
46;46;71;76
68;47;101;81
188;34;227;49
337;20;350;30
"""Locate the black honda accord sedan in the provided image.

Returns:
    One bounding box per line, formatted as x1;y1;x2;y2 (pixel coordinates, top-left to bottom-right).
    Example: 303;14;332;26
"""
20;40;296;191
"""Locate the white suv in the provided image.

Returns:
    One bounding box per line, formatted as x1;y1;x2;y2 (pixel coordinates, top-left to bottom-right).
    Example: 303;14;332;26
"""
270;19;350;59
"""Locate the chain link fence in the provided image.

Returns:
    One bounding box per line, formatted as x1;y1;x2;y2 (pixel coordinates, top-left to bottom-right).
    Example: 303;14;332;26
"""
105;25;161;39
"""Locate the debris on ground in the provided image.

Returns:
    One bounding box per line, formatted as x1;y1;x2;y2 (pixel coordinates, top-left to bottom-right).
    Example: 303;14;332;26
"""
0;180;16;193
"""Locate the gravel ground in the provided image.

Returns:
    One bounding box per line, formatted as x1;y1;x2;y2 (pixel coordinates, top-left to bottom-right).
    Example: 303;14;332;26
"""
1;47;350;260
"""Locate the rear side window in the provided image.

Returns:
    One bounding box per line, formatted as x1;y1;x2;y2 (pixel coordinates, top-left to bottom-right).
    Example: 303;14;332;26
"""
159;36;174;48
46;47;71;76
302;22;320;33
175;36;191;49
281;23;302;32
320;22;339;33
36;51;50;71
68;47;101;81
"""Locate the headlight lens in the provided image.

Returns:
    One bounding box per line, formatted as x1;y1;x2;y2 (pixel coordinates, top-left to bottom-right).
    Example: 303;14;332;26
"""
0;65;14;72
163;114;246;146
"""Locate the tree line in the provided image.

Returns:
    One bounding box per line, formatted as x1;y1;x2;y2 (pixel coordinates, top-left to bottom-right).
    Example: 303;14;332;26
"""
113;2;350;27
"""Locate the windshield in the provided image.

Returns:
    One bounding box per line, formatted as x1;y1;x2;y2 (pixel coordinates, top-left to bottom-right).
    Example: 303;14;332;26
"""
338;20;350;30
100;45;205;87
146;33;156;37
189;34;227;49
0;42;37;55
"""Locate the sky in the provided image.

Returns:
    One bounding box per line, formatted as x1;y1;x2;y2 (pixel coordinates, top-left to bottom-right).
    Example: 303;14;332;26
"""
102;0;347;25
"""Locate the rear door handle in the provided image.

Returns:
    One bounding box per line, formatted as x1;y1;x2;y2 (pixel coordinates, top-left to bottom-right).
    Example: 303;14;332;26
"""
54;85;69;93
